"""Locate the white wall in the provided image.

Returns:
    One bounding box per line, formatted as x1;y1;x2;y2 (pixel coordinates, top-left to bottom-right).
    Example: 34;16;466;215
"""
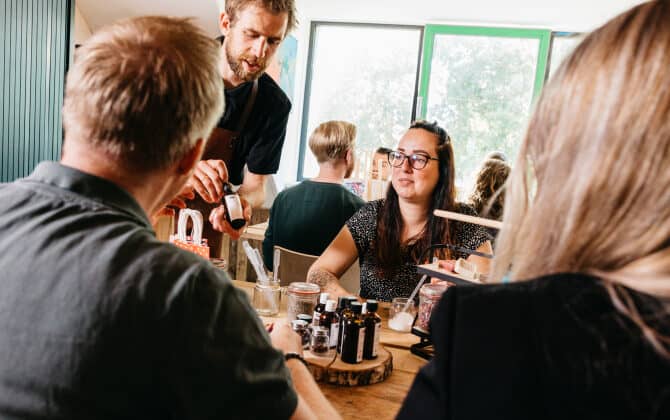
73;4;92;45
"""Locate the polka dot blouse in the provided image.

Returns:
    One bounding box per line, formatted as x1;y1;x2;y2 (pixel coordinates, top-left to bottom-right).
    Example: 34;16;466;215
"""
346;199;490;302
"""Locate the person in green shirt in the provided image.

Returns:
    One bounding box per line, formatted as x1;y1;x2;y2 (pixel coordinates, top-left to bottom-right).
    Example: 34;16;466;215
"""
263;120;365;269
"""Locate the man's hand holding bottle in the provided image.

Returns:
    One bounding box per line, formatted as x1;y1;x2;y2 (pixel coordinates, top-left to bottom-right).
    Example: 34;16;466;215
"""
189;159;252;240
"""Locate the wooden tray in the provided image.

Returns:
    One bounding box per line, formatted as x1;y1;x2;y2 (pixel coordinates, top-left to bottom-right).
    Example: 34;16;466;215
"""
417;262;483;286
305;345;393;386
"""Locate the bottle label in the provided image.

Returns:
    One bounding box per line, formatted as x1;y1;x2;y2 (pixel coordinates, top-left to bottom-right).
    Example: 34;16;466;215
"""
312;311;321;326
356;327;366;362
224;194;244;221
329;322;339;347
372;323;381;357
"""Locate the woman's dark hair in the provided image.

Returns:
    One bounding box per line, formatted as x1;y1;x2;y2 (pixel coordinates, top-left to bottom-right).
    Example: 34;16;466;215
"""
375;120;457;276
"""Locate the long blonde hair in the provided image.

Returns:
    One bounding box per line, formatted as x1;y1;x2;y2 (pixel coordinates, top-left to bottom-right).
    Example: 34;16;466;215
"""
492;1;670;352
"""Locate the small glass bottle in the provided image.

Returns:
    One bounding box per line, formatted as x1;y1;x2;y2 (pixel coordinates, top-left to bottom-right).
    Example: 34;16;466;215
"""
291;319;311;349
312;292;329;327
319;300;340;349
341;302;366;364
310;326;332;357
363;300;382;359
222;182;245;230
336;297;357;354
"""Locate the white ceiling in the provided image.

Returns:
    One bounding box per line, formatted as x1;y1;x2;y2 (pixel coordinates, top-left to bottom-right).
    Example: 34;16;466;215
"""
77;0;647;36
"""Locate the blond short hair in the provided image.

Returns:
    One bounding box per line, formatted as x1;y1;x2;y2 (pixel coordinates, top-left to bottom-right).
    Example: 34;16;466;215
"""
308;121;357;164
62;16;224;171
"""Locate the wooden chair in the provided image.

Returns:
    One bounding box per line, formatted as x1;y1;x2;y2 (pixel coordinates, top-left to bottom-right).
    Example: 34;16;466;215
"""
274;245;360;294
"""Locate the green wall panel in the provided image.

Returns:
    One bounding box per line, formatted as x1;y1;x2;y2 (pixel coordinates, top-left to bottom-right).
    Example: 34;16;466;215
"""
1;0;72;182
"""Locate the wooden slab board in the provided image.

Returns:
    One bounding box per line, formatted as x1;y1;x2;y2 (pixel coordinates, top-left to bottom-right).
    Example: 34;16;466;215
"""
305;345;393;386
417;262;483;286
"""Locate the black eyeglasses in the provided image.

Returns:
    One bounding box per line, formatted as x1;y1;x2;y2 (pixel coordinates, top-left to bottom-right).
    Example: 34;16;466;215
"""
387;150;439;170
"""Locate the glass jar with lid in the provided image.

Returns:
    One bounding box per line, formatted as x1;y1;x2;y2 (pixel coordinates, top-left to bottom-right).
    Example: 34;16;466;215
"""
416;283;449;332
286;282;320;321
291;319;311;349
310;326;332;356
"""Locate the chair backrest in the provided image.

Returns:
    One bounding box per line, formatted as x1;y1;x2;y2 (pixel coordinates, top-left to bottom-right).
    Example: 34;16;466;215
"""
274;246;360;294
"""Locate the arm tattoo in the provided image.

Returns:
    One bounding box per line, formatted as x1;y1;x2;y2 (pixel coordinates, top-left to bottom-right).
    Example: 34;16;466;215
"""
307;269;338;290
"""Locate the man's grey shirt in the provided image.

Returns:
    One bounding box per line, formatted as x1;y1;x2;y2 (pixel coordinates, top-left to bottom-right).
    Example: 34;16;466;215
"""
0;162;297;419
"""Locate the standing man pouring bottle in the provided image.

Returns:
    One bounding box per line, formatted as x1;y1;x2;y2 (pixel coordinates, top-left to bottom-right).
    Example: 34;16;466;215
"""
188;0;295;255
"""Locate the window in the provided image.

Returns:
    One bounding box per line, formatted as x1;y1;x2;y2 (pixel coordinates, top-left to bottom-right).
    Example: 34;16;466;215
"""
548;33;582;77
298;23;423;179
418;26;550;196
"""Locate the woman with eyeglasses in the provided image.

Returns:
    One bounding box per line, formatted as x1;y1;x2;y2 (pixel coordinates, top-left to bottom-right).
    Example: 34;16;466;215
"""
307;120;492;302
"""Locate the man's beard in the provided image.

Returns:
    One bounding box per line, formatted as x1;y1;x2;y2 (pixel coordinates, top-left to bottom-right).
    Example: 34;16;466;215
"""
226;44;267;82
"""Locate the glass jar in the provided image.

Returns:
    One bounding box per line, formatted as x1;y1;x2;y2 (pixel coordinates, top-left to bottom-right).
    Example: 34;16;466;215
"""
286;282;320;321
416;283;449;332
253;281;281;317
291;320;311;349
310;326;332;357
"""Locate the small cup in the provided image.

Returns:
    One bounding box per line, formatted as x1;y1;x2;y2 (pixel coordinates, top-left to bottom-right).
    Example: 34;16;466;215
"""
388;297;417;333
253;282;281;317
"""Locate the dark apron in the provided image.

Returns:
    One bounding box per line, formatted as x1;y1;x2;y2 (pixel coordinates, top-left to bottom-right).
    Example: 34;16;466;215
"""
186;79;259;257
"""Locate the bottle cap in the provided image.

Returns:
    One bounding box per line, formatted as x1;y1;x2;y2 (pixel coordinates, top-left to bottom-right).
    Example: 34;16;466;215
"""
337;296;348;310
291;320;308;330
366;299;378;312
325;300;337;312
350;301;363;314
297;314;313;324
319;292;329;304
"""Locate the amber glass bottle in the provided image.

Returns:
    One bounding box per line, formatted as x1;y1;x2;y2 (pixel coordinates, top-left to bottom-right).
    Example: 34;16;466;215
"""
341;302;366;364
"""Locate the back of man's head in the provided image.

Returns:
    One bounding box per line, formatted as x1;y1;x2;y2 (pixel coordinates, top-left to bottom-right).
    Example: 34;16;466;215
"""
308;121;357;164
62;16;224;172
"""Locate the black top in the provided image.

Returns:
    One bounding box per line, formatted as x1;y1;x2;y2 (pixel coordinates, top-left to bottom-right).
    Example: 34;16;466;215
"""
0;162;297;419
346;200;489;302
217;39;291;184
398;273;670;420
262;180;365;269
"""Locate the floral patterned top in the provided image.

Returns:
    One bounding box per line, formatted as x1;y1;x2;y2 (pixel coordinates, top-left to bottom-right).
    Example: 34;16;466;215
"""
346;199;490;302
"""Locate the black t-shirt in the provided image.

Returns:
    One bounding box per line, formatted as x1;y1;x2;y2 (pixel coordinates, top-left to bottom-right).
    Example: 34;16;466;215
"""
216;39;291;185
262;180;365;269
398;273;670;419
0;162;298;419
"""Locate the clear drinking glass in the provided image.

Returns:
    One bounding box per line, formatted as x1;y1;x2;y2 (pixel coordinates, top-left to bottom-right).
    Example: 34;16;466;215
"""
253;281;281;317
388;297;417;332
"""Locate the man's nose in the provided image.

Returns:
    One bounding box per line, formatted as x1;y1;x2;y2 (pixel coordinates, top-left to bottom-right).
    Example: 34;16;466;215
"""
251;38;268;58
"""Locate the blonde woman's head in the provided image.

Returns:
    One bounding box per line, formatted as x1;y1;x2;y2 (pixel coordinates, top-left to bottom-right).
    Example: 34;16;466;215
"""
493;0;670;297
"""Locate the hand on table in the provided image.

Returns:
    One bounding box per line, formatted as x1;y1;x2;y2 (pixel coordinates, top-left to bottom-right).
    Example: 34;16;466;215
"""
189;159;229;203
270;320;303;356
209;196;252;240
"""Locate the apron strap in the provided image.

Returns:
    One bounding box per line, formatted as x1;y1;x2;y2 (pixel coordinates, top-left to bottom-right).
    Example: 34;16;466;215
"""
234;78;259;133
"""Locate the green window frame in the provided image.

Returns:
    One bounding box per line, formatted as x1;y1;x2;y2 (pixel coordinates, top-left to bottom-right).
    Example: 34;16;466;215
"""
417;25;552;118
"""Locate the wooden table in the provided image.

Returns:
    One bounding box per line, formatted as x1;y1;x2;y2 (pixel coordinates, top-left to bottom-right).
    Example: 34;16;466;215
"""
232;280;427;419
